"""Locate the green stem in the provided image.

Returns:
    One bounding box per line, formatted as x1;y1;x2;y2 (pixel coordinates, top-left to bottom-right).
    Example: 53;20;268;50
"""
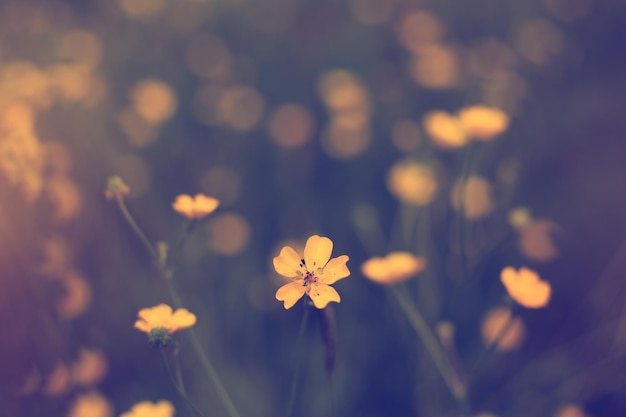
115;196;159;261
166;281;242;417
391;286;466;400
286;303;311;417
114;199;241;417
160;349;207;417
456;144;476;280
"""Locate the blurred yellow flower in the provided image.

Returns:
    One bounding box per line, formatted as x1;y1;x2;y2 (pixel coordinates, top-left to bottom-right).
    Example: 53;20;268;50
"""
500;267;551;308
361;252;426;285
422;110;467;149
172;193;219;219
458;105;509;141
481;306;526;352
386;160;437;206
67;391;113;417
273;235;350;309
120;400;175;417
134;304;197;334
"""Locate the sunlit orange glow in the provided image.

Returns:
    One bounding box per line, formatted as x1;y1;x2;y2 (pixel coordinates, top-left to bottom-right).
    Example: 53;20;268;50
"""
117;108;159;148
450;176;495;220
515;19;565;66
386;160;437;206
361;252;426;285
39;236;73;277
349;0;394;25
553;404;587;417
0;61;51;108
317;70;371;115
274;235;350;309
396;10;445;53
46;176;82;222
118;0;166;18
390;119;422;152
458;106;509;141
134;304;197;334
321;121;371;159
200;166;242;206
130;79;177;125
501;266;551;309
217;85;265;132
422;110;467;149
120;400;175;417
67;391;113;417
268;103;315;149
48;64;97;104
206;212;251;255
57;270;92;319
172;193;220;219
72;348;108;387
58;30;103;69
481;306;526;352
42;362;72;396
410;45;459;89
517;219;560;262
0;101;44;202
186;35;233;80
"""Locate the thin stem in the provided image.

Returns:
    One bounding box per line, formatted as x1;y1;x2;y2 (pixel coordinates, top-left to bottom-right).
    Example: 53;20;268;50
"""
115;196;159;260
456;144;476;280
286;303;311;417
391;285;466;401
114;199;240;417
160;349;207;417
166;281;242;417
470;304;517;376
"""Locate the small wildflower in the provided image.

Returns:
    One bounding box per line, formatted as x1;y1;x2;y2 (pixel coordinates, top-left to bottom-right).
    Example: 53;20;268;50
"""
500;266;551;308
134;304;197;339
67;391;113;417
120;400;175;417
386;160;438;206
105;175;130;200
273;235;350;309
458;105;509;141
361;252;426;285
172;193;219;219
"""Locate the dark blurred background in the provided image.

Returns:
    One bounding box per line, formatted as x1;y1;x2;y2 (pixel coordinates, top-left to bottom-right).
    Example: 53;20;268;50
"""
2;0;626;416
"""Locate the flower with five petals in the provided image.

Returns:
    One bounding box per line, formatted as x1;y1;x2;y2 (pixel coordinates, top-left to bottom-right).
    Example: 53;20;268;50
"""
273;235;350;309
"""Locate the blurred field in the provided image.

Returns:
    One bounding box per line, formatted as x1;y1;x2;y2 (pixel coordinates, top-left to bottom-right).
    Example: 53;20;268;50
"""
2;0;626;416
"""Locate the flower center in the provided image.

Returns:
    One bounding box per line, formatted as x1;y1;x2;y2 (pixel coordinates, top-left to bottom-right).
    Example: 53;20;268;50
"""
300;258;318;292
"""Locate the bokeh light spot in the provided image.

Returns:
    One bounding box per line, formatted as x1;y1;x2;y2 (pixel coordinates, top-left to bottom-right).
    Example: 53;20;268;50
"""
386;160;437;206
186;35;233;80
450;176;495;220
207;213;251;256
268;103;315;149
130;79;177;125
422;110;467;149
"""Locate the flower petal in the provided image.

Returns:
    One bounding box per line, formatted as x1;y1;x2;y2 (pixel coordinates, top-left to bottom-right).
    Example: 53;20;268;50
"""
318;255;350;285
137;304;173;329
275;281;306;309
172;194;195;218
193;194;219;218
304;235;333;270
273;246;304;278
167;308;197;333
308;283;341;309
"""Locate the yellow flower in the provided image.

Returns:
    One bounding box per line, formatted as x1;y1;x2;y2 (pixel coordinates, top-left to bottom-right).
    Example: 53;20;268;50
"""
273;235;350;309
120;400;175;417
458;105;509;141
361;252;426;285
386;160;437;206
134;304;197;334
172;193;219;219
500;266;551;308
